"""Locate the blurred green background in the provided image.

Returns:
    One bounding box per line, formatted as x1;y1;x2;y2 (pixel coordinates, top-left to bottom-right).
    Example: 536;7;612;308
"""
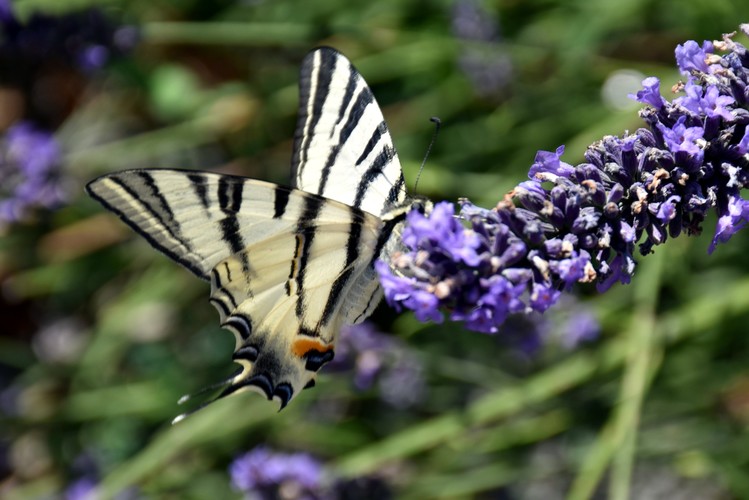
3;0;749;498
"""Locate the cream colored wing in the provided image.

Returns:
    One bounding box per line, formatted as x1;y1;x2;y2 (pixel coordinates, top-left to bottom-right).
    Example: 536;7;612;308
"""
86;169;389;412
292;47;408;217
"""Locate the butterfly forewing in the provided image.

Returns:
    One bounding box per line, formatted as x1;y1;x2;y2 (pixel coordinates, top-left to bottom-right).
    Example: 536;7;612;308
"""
87;47;414;414
292;47;407;217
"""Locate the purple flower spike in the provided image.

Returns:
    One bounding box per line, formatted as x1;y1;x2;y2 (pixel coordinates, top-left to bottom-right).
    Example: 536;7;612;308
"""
378;26;749;338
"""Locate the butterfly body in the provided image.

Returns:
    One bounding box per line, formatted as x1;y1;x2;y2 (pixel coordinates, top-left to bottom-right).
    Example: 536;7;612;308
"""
86;48;417;415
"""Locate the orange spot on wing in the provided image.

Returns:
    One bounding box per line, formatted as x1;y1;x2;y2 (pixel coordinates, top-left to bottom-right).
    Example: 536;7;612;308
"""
291;337;333;358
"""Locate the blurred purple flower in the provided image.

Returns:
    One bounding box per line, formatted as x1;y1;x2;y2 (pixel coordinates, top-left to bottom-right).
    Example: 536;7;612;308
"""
0;0;11;22
230;446;395;500
230;447;326;500
378;27;749;335
330;323;426;408
560;309;600;349
451;0;512;96
0;2;137;72
0;122;65;223
490;296;599;354
65;477;98;500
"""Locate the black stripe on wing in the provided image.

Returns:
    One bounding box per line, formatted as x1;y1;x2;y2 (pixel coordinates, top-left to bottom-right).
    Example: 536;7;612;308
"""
352;145;397;209
273;185;290;219
293;195;325;318
224;314;253;341
85;172;207;279
386;174;406;207
188;172;211;212
355;121;387;166
369;212;409;268
210;267;239;309
316;84;375;195
320;205;364;326
292;48;337;182
217;177;251;274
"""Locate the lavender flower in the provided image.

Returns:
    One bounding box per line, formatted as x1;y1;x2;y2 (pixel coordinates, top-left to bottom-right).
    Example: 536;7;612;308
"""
378;26;749;334
0;122;65;223
561;310;600;349
329;323;426;408
451;0;512;96
230;447;326;500
65;477;98;500
0;1;137;73
230;447;394;500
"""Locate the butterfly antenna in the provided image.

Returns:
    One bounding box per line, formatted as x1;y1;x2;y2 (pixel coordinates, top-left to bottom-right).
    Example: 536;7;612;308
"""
414;117;441;193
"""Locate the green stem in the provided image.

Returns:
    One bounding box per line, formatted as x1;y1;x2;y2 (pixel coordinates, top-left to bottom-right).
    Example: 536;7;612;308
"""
567;249;665;500
335;346;601;477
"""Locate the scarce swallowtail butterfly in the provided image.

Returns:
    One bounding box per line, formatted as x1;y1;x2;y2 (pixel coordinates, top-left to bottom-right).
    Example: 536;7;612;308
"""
86;47;425;419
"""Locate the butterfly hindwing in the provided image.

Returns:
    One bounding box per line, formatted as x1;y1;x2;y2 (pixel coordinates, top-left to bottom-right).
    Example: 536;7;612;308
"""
210;216;382;408
292;47;407;217
87;169;385;409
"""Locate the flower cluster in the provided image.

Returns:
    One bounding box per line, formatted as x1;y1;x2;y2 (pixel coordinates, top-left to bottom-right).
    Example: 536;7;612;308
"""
0;122;65;224
378;26;749;334
0;0;137;72
328;323;426;408
229;447;392;500
230;447;325;500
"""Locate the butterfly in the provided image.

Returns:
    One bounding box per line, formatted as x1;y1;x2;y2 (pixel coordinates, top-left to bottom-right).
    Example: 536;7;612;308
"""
86;47;423;419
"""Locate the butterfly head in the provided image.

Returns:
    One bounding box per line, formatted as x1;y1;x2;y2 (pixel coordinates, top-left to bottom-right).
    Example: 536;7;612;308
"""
410;196;433;216
382;196;432;225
